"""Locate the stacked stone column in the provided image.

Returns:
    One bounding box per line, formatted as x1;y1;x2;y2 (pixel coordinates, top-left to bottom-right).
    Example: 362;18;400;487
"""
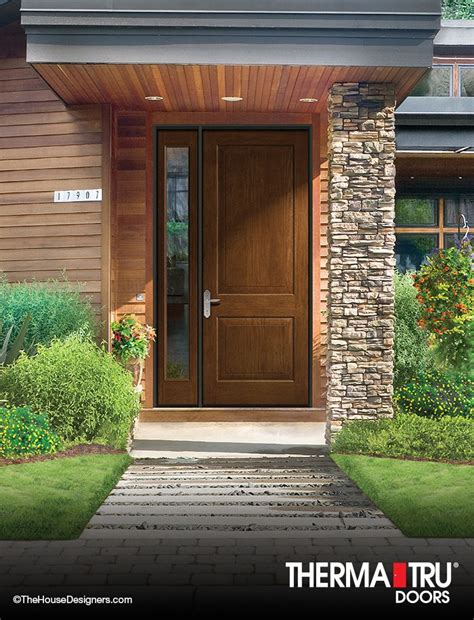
326;82;396;443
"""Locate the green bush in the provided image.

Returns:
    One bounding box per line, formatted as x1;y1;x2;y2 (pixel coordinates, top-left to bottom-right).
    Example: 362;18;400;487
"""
0;406;62;458
0;278;98;353
395;371;473;419
332;414;474;462
0;337;139;449
394;271;429;388
412;242;474;371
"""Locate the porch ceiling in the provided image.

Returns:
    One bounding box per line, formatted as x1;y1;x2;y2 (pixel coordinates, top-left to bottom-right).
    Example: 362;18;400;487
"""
34;63;426;113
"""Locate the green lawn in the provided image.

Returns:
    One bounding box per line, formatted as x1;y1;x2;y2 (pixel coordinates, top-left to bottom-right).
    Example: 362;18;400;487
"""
0;454;132;540
332;454;474;538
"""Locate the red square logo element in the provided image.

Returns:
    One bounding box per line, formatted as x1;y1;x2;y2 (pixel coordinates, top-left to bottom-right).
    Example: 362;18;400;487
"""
392;562;407;588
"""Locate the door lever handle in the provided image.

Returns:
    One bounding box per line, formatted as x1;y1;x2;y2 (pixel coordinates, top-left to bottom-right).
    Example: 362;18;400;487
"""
203;289;221;319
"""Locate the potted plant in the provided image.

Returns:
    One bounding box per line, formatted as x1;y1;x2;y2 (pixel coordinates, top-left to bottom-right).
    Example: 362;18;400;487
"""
111;314;156;392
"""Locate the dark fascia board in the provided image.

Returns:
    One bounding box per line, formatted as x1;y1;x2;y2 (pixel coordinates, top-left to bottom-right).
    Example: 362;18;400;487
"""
396;126;474;151
397;97;474;123
24;30;436;68
20;0;441;20
20;2;442;33
434;19;474;56
21;0;440;67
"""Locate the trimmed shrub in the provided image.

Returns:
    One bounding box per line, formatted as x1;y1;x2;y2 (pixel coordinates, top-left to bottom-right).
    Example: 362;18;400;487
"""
0;278;98;352
332;414;474;462
0;337;139;449
0;406;62;458
395;371;473;419
394;271;429;388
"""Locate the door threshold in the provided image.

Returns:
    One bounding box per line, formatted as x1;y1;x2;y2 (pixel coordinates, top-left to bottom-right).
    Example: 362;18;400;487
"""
140;408;326;423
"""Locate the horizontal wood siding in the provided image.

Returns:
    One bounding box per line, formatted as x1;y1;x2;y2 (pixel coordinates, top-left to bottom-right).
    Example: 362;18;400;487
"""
0;24;104;314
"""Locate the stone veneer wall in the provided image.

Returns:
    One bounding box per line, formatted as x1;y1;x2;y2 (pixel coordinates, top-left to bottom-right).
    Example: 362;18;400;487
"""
325;82;396;443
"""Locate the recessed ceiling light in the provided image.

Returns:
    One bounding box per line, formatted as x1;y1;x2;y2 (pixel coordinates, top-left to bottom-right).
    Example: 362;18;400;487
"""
221;96;243;102
299;97;319;103
458;176;463;180
145;95;164;101
410;176;415;180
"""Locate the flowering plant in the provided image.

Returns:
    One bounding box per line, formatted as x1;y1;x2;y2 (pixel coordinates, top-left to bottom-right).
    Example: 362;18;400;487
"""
111;314;156;365
412;241;473;368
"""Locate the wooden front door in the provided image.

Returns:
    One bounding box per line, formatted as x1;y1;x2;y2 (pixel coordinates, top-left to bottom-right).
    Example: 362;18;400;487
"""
202;130;309;406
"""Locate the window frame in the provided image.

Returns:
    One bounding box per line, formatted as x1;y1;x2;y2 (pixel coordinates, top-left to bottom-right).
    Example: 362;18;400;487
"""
395;195;469;256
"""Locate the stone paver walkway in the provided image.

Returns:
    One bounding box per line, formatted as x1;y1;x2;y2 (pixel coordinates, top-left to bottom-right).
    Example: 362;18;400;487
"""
0;454;472;613
83;453;398;537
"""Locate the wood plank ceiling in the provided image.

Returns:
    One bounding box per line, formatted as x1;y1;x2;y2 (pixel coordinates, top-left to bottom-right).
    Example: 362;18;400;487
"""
34;63;426;112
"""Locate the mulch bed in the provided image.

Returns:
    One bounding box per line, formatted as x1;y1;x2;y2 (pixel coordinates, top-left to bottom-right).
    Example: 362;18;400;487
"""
0;444;126;467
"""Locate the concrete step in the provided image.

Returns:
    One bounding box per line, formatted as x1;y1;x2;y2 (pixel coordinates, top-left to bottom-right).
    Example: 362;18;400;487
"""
130;422;327;458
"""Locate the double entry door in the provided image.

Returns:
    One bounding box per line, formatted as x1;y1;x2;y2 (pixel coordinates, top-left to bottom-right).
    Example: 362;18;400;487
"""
156;129;309;407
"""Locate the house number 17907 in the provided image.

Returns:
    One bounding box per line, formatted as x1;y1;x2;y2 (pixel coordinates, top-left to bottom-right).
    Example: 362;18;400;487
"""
54;189;102;202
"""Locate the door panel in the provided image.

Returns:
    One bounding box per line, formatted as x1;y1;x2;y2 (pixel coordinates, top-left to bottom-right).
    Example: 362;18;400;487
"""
217;144;294;294
203;130;309;406
217;318;294;381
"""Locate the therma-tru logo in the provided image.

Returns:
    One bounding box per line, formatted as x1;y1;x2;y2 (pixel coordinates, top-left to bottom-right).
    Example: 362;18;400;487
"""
285;561;458;604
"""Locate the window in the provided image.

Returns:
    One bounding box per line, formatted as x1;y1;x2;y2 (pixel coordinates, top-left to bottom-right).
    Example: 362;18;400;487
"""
165;146;190;379
395;195;473;273
444;196;474;227
410;66;453;97
395;234;438;272
459;66;474;97
395;198;438;227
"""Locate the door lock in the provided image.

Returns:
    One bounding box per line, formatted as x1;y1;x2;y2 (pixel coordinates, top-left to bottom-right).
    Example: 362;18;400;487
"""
203;289;221;318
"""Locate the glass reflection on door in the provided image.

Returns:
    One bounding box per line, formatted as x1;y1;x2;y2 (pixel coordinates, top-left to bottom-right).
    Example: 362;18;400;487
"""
165;147;189;379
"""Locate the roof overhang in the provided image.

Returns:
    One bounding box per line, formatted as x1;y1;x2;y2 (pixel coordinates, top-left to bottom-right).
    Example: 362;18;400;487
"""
396;127;474;153
434;19;474;56
22;0;441;67
396;98;474;154
20;1;441;111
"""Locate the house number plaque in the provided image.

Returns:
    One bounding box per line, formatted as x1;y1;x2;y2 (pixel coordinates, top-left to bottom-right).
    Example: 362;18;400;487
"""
54;189;102;202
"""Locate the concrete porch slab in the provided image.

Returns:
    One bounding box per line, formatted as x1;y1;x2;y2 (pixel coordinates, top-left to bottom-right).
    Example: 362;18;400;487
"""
130;422;327;459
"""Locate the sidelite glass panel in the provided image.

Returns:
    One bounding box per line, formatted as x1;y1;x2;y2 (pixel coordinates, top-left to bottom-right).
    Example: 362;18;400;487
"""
165;147;189;379
460;66;474;97
395;234;438;273
445;196;474;228
410;66;452;97
395;198;437;227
